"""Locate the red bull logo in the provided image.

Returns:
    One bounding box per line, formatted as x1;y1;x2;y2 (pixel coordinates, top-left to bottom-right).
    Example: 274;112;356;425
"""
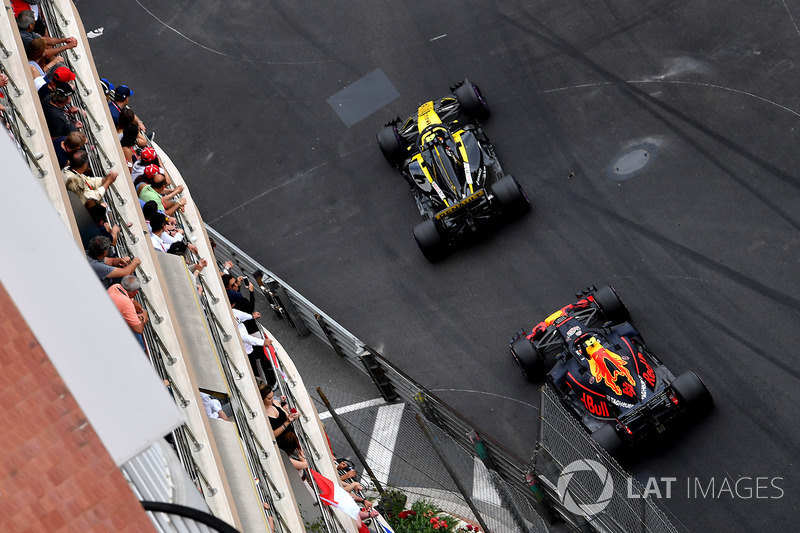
584;337;636;396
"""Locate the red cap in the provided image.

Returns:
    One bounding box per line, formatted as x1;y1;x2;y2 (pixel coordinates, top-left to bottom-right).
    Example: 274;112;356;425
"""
144;164;160;178
141;147;157;162
52;66;76;82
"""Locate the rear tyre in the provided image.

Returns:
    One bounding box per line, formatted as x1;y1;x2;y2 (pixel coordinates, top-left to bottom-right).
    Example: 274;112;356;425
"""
454;82;490;121
593;285;629;324
377;125;405;165
413;219;447;262
671;371;713;413
490;175;530;218
510;338;545;382
591;424;624;455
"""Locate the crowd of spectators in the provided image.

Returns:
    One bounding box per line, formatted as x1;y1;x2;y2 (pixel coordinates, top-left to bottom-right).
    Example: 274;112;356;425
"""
6;9;371;531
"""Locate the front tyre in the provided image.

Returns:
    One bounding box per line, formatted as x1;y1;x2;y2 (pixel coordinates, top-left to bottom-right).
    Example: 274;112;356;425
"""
377;125;405;165
510;338;546;382
454;81;490;121
593;285;629;324
490;175;530;218
413;219;448;262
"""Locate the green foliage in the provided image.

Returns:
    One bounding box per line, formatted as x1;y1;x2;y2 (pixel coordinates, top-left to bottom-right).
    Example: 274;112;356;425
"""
386;500;459;533
381;489;408;517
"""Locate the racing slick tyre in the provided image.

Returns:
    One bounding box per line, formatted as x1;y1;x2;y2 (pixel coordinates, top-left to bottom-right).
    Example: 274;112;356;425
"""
591;424;624;455
454;81;490;121
671;371;713;414
413;219;448;262
490;175;530;218
593;285;630;324
377;125;405;165
509;338;545;382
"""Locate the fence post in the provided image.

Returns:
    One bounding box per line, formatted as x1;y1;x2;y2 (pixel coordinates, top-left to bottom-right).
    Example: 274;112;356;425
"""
415;414;492;533
316;387;386;497
469;431;536;533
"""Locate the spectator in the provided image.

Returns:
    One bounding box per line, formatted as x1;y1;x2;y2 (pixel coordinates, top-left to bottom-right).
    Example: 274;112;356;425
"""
131;147;168;183
107;275;149;350
37;64;75;101
259;384;299;445
222;273;258;334
134;164;159;195
16;10;76;60
277;431;308;473
117;107;147;147
87;204;123;248
139;172;186;216
52;130;86;169
63;150;117;207
149;212;169;252
235;309;277;386
11;1;47;34
167;241;206;273
42;82;81;139
200;392;230;421
86;236;141;288
120;123;141;171
26;37;62;91
108;84;132;126
141;200;159;231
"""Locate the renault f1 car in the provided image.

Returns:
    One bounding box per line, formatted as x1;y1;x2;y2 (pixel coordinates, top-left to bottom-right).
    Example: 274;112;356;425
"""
509;285;712;454
377;80;530;261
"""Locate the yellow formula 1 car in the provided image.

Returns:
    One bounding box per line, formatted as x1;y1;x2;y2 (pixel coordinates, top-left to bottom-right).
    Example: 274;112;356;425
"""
377;80;530;261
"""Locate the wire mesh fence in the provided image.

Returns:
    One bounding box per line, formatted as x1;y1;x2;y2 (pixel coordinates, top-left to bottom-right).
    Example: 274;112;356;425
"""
315;387;551;533
534;385;677;533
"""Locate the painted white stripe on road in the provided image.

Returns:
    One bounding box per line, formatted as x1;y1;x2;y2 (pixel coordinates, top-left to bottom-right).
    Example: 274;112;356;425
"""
318;398;386;420
365;403;405;487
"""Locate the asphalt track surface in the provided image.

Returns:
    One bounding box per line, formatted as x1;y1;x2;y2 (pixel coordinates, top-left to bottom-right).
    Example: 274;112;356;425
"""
79;1;800;531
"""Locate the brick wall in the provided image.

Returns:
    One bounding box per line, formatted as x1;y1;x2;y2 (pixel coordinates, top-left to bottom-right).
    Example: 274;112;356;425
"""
0;281;156;533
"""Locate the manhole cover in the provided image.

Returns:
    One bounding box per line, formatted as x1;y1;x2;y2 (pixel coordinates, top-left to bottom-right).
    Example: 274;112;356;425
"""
606;143;659;181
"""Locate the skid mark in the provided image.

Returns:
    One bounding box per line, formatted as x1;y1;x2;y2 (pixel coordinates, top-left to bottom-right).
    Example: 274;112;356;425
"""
538;79;800;118
135;1;331;65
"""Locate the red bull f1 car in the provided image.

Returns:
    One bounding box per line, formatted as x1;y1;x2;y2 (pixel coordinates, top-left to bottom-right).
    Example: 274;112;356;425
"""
509;285;712;454
377;80;530;261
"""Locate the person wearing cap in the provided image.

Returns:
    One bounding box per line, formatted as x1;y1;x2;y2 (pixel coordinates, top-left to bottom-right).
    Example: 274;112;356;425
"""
63;150;118;208
139;172;186;217
131;146;170;184
16;10;76;62
134;164;160;195
38;64;76;101
42;82;82;139
108;84;136;127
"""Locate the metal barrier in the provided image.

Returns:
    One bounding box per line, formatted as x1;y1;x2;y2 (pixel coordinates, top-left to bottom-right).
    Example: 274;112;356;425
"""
317;387;550;533
534;385;678;533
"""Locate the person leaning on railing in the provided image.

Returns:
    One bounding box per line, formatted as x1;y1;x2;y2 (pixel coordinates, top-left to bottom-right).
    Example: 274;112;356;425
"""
86;236;141;289
15;10;77;63
52;131;86;169
107;274;149;352
259;384;300;446
62;150;117;207
42;83;82;139
139;172;186;217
